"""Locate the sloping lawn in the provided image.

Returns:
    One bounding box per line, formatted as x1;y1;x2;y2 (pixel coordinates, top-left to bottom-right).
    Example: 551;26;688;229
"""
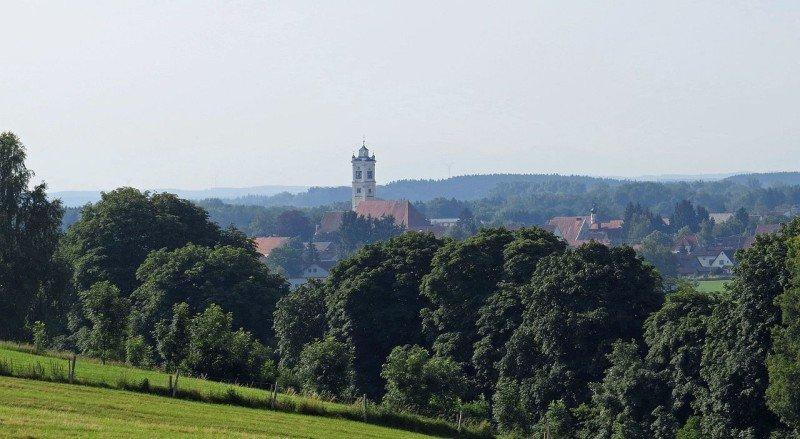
0;376;433;438
695;279;728;293
0;345;484;438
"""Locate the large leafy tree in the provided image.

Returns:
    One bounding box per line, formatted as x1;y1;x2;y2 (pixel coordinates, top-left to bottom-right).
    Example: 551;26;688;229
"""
131;244;288;346
62;188;252;295
767;233;800;431
472;227;566;395
381;344;466;417
697;223;798;437
185;304;273;385
493;243;663;433
336;210;403;253
76;281;130;363
644;282;720;425
275;209;314;240
420;228;515;366
326;232;443;399
295;335;355;399
0;132;63;341
638;231;677;277
273;279;328;369
578;340;676;439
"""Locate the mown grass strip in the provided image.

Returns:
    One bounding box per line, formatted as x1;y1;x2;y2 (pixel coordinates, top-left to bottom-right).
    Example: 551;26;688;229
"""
0;344;491;438
0;375;434;438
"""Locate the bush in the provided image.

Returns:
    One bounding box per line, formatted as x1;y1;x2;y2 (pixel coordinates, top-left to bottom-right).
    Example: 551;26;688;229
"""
381;345;466;417
296;336;355;399
125;335;153;368
185;304;274;385
32;321;47;353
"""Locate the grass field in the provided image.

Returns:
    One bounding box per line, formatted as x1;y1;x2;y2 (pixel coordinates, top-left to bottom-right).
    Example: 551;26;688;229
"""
695;279;729;293
0;345;487;438
0;375;433;438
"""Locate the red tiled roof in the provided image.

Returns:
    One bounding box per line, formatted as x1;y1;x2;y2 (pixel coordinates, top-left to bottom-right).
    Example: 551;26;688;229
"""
317;211;345;234
673;234;700;252
254;236;290;257
548;215;622;247
589;219;624;230
755;224;780;235
743;224;781;249
354;200;430;230
548;216;588;247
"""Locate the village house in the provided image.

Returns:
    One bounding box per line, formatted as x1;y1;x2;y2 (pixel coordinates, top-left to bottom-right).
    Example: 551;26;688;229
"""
546;209;624;247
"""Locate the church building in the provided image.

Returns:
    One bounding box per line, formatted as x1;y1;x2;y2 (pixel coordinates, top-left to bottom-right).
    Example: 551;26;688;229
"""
351;140;377;209
316;140;431;235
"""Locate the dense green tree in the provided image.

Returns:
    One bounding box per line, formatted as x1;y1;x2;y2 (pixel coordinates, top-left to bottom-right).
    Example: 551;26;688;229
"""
670;200;704;233
185;304;273;385
62;188;252;295
326;232;443;398
472;227;566;395
421;228;514;366
265;239;320;278
337;210;403;253
697;222;799;437
275;209;314;240
638;231;677;277
644;282;719;424
493;243;663;433
131;244;288;346
273;280;328;369
472;285;523;397
0;132;64;341
296;335;355;399
264;239;305;277
624;202;666;243
578;340;676;439
381;345;466;417
767;235;800;431
155;302;191;377
77;281;129;363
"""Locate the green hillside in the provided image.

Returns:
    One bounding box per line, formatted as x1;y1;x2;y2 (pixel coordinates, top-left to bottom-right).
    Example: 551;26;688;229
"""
0;376;431;438
0;345;483;438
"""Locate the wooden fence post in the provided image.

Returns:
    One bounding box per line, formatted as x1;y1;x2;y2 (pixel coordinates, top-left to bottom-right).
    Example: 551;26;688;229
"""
172;372;179;397
271;382;278;408
362;394;367;421
68;354;76;383
168;375;173;394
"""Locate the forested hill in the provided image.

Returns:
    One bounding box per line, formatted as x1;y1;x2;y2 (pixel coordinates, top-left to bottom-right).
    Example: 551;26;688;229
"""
723;171;800;187
218;172;800;208
225;174;623;207
60;172;800;234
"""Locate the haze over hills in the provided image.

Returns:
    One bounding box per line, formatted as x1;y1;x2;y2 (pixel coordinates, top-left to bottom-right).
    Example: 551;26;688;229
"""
51;171;800;208
52;185;308;207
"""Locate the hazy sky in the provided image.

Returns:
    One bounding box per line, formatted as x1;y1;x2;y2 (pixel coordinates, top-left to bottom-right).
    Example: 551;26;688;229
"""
3;1;799;191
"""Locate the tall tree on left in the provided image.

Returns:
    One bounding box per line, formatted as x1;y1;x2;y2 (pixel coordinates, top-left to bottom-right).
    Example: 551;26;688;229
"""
0;132;63;341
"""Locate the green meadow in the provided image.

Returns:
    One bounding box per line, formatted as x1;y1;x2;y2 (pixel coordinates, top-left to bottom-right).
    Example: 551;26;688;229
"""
0;375;433;438
0;345;486;438
695;279;728;293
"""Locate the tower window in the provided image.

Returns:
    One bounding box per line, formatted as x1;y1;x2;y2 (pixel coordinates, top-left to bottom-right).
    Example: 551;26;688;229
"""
355;170;362;179
367;170;373;179
356;188;362;193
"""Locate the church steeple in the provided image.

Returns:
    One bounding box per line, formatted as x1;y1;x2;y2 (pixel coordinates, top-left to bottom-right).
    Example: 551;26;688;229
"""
351;138;376;210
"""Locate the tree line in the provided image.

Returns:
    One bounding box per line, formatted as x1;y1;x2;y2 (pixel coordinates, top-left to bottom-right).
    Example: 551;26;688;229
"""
5;131;800;437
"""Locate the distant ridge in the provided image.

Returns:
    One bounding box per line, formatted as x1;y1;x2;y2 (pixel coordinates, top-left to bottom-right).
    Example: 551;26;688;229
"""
52;171;800;208
723;171;800;187
51;185;308;207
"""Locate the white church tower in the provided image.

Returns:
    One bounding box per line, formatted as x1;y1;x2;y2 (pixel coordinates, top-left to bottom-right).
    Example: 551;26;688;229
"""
351;139;376;209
